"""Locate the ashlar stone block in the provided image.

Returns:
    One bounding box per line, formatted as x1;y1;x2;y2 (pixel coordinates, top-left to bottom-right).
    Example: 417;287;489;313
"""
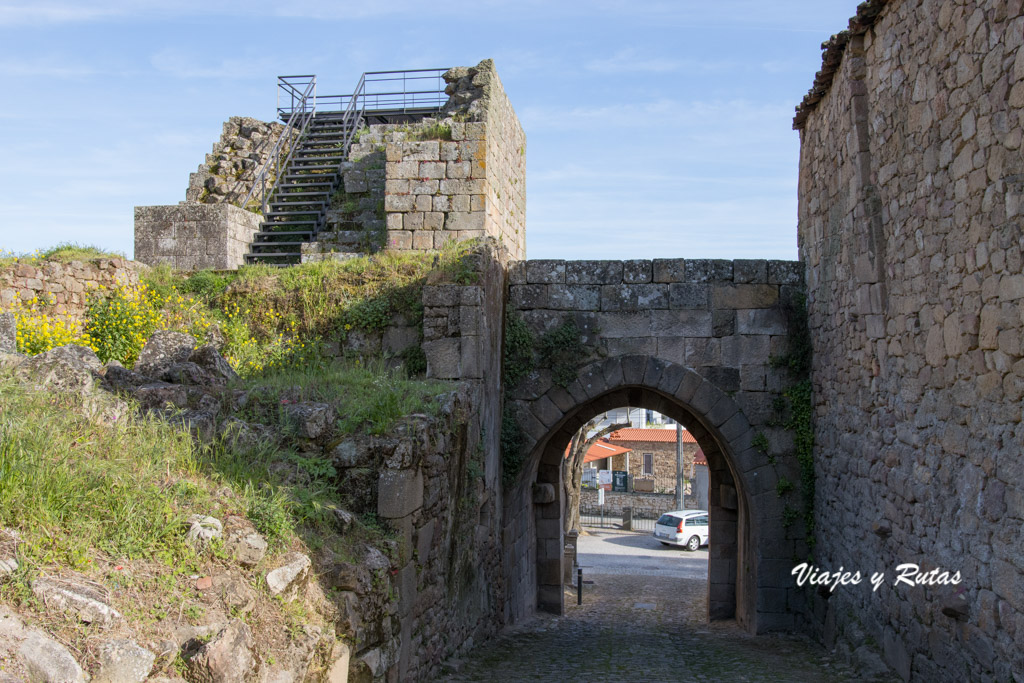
377;469;423;519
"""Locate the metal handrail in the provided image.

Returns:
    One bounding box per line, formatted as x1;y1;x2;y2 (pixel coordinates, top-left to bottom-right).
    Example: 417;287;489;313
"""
235;75;317;214
277;68;449;118
238;68;447;229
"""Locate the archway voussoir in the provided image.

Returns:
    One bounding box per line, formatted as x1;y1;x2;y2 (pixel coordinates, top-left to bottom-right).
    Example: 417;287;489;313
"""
676;369;702;403
621;355;647;385
656;362;686;395
601;357;624;389
531;395;564;429
707;394;739;428
546;384;576;413
688;380;720;415
720;411;751;443
728;427;755;453
643;356;667;387
564;377;588;405
517;403;549;442
578;363;608;399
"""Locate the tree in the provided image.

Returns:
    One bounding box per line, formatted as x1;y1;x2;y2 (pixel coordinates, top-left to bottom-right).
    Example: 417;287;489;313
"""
563;418;630;534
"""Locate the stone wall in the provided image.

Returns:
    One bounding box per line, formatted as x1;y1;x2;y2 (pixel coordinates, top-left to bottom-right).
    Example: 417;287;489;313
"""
134;204;262;271
370;386;505;681
507;257;802;382
603;437;699;493
502;256;808;632
185;116;285;207
418;239;511;625
384;131;488;251
0;257;143;318
579;489;678;518
796;0;1024;679
453;61;528;261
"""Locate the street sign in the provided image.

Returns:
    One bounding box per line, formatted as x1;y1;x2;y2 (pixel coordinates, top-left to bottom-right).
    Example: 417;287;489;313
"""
598;488;605;505
612;470;628;492
598;469;612;491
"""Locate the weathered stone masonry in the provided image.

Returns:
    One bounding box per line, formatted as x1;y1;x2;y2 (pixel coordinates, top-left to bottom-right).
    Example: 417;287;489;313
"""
497;256;808;632
797;0;1024;679
0;257;142;318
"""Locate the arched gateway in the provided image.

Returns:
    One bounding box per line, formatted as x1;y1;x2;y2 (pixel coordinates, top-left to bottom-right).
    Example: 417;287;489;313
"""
499;257;808;634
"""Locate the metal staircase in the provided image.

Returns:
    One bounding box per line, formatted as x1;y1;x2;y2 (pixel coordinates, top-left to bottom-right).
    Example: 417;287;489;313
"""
238;69;449;266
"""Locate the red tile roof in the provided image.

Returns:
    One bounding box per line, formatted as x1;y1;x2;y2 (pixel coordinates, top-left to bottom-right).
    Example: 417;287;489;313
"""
607;428;697;444
564;440;632;464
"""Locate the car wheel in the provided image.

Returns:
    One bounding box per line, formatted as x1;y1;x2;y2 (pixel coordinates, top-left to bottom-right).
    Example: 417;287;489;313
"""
686;535;700;551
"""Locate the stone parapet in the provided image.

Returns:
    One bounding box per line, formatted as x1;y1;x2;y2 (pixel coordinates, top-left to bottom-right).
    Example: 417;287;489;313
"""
134;203;262;271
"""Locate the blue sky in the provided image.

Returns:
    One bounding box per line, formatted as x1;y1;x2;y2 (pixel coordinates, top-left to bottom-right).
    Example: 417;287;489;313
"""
0;1;857;261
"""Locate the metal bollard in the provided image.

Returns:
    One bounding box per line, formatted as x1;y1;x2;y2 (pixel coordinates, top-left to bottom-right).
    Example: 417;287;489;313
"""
577;567;583;605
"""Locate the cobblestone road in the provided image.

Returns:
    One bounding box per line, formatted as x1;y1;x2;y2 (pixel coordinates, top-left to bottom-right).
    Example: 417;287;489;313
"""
438;571;861;682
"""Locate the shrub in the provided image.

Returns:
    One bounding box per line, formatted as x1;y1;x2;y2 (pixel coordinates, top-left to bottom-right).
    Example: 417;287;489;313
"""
3;293;97;356
84;286;163;366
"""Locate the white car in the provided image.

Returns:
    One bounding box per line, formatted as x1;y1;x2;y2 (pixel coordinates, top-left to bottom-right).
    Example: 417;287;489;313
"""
653;510;709;551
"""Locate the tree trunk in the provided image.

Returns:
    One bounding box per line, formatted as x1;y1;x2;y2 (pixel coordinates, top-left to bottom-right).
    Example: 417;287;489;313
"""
562;420;630;534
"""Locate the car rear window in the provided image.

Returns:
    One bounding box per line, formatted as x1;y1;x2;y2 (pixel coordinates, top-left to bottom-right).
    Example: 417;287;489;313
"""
656;514;681;526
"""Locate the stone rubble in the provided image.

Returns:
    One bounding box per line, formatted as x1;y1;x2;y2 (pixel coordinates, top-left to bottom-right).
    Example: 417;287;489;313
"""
31;576;122;628
182;619;256;683
0;606;88;683
184;515;223;546
93;639;156;683
265;552;312;602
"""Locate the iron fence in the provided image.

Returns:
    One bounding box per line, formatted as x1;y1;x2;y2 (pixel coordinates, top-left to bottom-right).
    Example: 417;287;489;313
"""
579;506;661;533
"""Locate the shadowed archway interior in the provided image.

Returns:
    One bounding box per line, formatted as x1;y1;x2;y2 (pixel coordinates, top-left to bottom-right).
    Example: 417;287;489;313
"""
517;356;778;632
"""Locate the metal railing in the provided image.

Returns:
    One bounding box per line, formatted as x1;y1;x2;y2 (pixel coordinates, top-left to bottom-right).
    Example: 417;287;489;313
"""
235;75;318;215
278;68;449;118
580;508;660;533
238;68;449;219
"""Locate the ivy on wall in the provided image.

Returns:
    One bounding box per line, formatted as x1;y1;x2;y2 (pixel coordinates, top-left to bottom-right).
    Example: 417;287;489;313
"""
773;292;815;550
499;311;595;488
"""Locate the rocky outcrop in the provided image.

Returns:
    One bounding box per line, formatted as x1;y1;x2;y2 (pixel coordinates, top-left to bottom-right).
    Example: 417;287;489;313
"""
222;516;267;568
15;343;103;395
133;330;196;378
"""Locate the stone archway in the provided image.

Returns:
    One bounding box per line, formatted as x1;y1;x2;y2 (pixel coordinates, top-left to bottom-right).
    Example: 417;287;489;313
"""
517;355;792;634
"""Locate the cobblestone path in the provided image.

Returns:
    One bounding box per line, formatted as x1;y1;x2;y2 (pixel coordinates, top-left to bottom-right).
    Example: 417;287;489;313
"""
438;573;863;682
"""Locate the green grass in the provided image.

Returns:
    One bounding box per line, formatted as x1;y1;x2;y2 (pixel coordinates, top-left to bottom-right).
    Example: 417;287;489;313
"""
232;357;451;436
0;354;441;579
0;243;123;267
412;122;453;141
0;373;202;570
39;243;123;262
